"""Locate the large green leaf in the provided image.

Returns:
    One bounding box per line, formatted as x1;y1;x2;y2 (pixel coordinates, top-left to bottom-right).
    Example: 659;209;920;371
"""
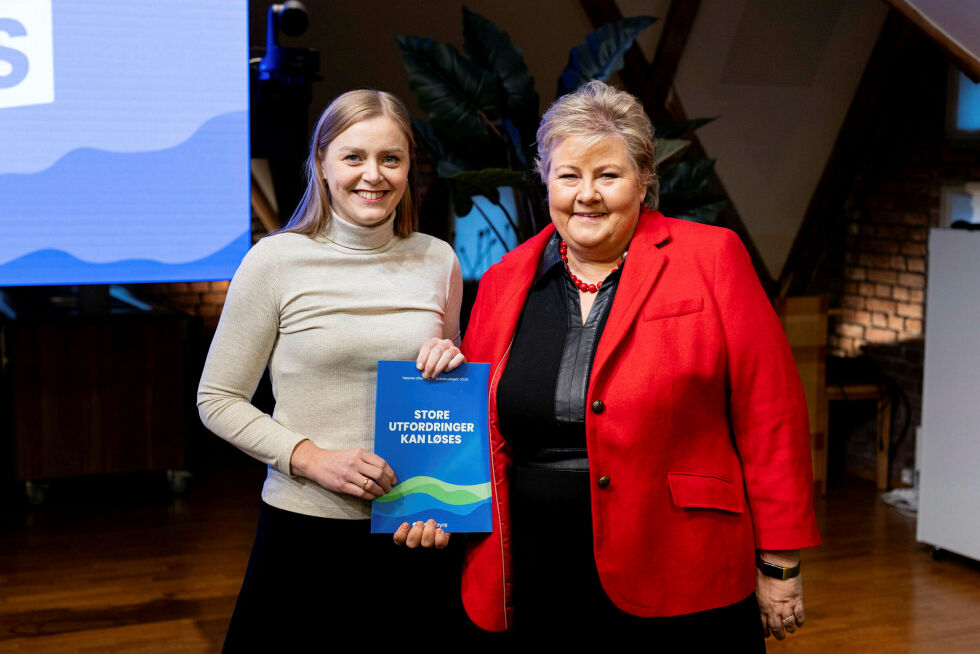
655;117;717;140
412;118;476;172
557;16;656;97
436;159;464;178
448;186;475;217
674;200;727;225
654;138;690;167
659;158;726;223
462;7;539;143
439;166;529;217
411;117;444;160
439;158;475;216
659;158;715;198
501;118;529;167
396;35;504;146
442;167;529;189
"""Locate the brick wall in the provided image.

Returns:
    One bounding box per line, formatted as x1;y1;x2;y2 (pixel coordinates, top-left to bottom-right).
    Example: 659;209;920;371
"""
830;154;980;481
138;280;230;329
812;31;980;482
834;177;933;356
136;215;267;329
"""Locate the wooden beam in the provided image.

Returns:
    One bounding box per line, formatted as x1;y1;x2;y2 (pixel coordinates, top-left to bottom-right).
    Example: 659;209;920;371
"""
778;13;912;297
884;0;980;83
250;174;280;234
647;0;701;123
577;0;699;124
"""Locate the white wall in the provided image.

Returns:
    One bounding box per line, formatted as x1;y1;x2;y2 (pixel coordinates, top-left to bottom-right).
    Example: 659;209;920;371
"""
917;229;980;562
673;0;888;277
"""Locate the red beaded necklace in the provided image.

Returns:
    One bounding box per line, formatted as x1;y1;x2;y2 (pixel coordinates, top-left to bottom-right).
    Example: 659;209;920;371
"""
559;240;626;293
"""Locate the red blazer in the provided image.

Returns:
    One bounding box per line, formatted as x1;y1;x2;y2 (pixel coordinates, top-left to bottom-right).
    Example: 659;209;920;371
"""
460;209;821;631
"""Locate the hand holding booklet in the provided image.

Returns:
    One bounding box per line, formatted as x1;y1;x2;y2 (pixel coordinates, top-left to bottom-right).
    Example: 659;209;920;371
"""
370;360;492;534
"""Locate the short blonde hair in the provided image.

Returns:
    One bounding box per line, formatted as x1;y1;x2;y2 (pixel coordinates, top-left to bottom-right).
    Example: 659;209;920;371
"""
536;80;658;209
282;89;419;238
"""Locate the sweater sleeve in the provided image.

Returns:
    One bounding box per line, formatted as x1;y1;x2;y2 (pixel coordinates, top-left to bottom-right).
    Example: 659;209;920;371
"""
444;253;463;346
713;230;821;550
197;239;308;475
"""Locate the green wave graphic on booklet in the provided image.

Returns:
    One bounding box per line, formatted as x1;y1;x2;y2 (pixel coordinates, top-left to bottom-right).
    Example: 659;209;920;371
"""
374;476;492;505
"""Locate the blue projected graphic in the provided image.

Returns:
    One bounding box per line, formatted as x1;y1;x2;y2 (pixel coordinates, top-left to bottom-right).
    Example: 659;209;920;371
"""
454;189;520;281
0;1;249;286
957;71;980;132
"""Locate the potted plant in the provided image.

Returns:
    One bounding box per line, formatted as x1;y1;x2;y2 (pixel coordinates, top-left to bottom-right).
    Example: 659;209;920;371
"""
396;7;724;272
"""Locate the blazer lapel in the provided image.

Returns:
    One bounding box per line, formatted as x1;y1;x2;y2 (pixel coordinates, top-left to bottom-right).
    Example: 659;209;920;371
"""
591;210;671;379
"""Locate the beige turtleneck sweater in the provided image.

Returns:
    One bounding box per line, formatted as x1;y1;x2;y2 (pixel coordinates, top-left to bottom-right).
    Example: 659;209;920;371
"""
197;214;462;519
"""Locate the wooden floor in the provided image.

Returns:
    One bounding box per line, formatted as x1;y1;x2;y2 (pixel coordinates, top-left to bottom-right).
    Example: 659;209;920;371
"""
1;468;979;652
0;466;261;652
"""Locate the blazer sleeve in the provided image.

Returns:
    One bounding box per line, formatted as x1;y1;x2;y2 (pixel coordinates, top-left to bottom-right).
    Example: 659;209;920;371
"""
461;265;497;360
714;230;821;550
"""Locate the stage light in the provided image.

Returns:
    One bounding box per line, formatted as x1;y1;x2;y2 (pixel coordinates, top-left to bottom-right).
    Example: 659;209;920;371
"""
258;1;316;85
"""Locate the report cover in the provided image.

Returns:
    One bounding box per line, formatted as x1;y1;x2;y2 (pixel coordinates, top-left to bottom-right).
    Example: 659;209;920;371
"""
371;360;492;534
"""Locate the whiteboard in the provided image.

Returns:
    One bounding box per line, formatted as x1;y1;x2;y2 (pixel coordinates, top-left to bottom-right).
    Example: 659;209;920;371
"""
916;229;980;560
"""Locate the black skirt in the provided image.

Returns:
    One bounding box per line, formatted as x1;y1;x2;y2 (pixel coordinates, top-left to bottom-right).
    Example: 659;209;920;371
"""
222;502;478;651
509;464;766;650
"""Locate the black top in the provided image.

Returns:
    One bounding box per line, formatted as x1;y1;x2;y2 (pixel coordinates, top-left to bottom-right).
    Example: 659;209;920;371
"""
497;234;623;469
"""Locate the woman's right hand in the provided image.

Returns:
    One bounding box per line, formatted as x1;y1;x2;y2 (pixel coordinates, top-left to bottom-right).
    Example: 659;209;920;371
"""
289;439;396;500
392;519;450;549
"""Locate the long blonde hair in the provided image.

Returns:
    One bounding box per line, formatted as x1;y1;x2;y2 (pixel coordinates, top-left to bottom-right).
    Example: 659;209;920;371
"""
281;89;420;237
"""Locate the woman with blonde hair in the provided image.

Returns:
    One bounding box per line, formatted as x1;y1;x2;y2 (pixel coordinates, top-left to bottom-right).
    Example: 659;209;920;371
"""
458;80;821;646
198;89;466;649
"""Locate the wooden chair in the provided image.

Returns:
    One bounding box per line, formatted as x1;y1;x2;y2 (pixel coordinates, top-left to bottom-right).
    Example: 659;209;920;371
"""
776;296;829;496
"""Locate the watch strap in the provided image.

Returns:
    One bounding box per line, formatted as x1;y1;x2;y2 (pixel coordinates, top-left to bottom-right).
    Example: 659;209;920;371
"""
756;556;801;580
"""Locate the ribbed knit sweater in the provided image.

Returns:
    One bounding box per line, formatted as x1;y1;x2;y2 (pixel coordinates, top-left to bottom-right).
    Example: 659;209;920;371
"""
197;214;462;519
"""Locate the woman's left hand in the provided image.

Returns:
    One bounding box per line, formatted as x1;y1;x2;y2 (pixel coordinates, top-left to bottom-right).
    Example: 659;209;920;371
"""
416;337;464;379
756;551;805;640
393;519;451;548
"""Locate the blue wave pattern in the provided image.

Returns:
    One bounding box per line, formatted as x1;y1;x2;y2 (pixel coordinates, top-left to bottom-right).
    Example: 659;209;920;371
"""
0;1;247;175
371;496;491;534
0;233;251;286
0;111;249;285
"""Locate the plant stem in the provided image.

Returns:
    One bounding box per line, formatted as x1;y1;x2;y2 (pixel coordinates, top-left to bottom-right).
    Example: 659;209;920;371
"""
473;202;512;253
479;111;504;140
489;197;520;240
525;175;545;234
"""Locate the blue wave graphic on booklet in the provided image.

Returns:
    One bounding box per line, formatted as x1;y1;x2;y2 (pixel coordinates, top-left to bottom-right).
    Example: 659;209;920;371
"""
371;361;492;533
372;494;491;522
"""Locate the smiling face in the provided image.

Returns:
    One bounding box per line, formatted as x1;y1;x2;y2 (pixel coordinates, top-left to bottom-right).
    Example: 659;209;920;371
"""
547;134;646;263
321;115;410;228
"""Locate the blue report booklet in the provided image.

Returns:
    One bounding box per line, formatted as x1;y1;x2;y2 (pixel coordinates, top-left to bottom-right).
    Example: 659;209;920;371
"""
370;360;492;534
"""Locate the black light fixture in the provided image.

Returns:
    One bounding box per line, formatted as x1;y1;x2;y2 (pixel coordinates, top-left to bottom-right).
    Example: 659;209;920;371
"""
258;1;316;85
250;1;320;222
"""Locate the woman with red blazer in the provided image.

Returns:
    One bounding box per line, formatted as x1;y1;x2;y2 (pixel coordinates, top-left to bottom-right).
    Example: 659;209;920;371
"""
457;81;821;646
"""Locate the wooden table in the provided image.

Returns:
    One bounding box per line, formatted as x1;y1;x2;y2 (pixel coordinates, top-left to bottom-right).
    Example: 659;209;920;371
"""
826;383;892;490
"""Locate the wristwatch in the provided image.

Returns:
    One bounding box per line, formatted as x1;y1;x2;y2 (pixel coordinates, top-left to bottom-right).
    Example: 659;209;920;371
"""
756;556;801;580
